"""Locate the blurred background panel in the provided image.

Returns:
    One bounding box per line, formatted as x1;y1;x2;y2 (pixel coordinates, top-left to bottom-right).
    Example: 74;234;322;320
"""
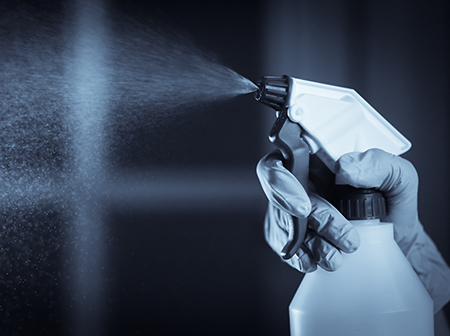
1;0;449;335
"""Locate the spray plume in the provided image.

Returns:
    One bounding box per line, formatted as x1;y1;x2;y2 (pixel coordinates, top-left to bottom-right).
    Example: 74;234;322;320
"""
0;1;257;332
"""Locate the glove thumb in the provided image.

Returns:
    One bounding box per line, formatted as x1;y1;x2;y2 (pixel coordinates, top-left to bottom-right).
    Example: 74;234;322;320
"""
335;149;420;246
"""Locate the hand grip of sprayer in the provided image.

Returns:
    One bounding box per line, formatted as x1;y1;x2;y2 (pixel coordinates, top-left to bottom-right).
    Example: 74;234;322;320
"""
269;109;310;260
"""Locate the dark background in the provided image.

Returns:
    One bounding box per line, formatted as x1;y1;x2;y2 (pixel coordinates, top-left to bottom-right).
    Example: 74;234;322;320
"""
1;0;449;335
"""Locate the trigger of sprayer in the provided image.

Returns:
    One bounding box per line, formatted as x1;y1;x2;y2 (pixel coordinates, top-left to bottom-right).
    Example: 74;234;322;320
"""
255;75;309;260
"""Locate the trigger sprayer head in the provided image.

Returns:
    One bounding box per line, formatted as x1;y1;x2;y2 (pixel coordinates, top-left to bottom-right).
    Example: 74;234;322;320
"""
254;75;291;111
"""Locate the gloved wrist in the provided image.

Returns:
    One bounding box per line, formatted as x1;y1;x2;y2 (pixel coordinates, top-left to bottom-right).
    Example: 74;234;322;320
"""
407;225;450;313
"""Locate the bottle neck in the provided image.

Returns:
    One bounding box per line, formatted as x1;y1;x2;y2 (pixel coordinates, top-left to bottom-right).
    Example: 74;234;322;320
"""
350;219;394;244
330;185;386;221
350;219;381;226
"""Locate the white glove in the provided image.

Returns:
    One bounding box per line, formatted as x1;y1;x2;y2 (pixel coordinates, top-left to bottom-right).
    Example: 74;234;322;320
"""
257;148;450;313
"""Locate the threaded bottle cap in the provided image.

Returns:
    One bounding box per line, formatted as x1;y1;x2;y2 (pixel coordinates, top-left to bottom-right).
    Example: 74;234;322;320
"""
331;185;386;220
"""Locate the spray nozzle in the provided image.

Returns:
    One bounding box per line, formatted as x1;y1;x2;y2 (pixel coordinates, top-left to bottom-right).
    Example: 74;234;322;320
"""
254;75;291;111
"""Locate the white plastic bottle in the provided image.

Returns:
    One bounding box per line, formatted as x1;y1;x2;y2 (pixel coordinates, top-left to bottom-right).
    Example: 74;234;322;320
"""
289;187;434;336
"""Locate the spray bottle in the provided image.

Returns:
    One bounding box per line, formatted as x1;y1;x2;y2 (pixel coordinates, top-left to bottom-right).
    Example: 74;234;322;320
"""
255;75;434;335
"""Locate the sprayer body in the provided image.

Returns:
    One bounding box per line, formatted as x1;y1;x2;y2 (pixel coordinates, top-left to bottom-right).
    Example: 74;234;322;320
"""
289;220;434;336
255;75;413;254
285;77;411;171
255;76;433;334
256;75;411;168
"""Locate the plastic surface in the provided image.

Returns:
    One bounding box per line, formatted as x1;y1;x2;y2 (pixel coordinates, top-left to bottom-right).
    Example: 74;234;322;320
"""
286;77;412;170
289;220;434;336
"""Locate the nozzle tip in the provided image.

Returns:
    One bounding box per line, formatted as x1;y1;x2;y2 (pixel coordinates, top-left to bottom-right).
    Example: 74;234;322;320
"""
254;82;263;101
253;75;290;110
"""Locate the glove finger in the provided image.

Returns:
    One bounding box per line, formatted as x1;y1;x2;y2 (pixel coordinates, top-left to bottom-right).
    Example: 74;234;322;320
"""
308;193;360;253
304;230;343;271
257;151;311;219
295;230;317;273
264;205;315;272
265;204;347;273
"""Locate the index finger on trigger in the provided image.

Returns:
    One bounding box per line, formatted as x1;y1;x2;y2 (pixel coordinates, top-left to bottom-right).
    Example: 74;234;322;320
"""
257;151;311;219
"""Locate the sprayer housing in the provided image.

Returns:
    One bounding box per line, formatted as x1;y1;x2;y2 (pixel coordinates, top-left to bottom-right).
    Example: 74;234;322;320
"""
255;75;411;173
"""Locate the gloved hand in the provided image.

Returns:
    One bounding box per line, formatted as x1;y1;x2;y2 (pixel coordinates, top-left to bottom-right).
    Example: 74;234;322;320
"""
257;150;360;273
257;148;450;313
